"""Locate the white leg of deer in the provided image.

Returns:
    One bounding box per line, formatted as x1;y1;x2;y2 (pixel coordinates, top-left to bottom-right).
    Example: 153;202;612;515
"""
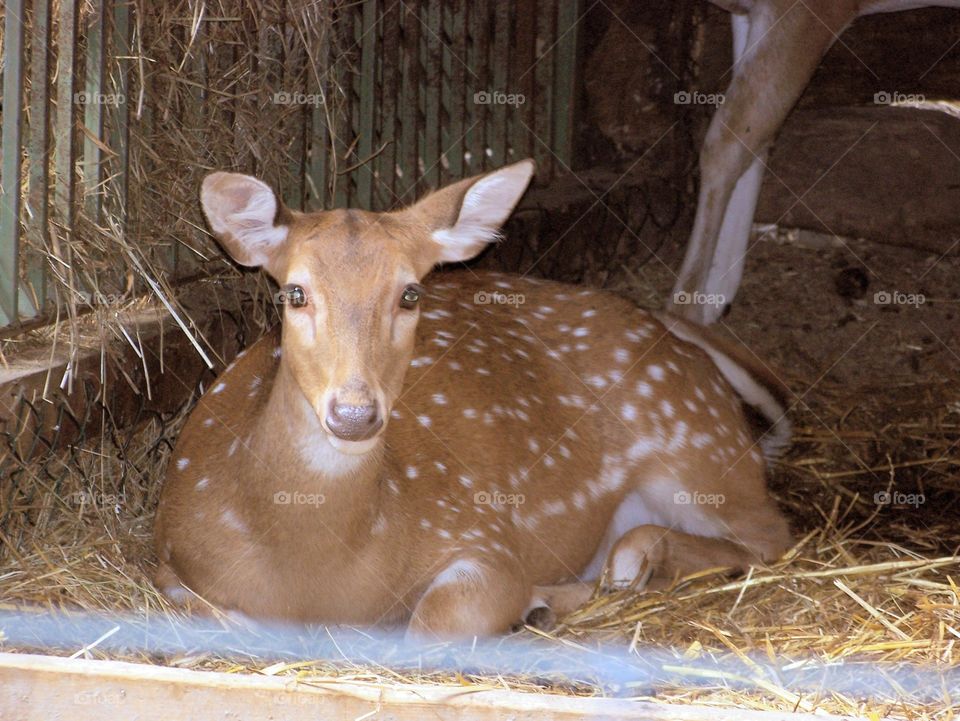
669;4;851;324
406;556;531;640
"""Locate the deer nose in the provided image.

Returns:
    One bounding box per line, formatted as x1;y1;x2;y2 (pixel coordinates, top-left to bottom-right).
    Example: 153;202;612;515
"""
325;398;382;442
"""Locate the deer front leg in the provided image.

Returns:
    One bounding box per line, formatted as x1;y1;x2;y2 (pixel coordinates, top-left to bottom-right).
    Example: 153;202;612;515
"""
407;556;531;640
669;4;850;324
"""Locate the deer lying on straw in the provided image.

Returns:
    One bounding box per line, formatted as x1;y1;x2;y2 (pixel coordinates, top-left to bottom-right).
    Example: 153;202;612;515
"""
153;160;792;638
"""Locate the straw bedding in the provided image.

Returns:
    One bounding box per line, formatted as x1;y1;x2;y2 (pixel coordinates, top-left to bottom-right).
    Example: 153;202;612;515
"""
2;240;959;719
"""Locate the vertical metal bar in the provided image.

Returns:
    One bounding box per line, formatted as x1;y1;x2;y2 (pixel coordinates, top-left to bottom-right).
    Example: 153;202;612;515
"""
423;0;442;189
446;2;467;181
356;0;378;210
26;0;53;317
490;2;510;168
0;0;27;324
399;0;421;203
82;0;107;222
378;1;400;209
533;0;556;177
552;0;581;170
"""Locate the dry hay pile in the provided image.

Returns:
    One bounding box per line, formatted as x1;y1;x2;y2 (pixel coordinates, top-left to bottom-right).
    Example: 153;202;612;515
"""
4;0;346;349
1;342;958;719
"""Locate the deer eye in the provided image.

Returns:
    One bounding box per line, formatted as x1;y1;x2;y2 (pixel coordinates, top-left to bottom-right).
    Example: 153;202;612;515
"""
282;285;308;308
399;285;423;310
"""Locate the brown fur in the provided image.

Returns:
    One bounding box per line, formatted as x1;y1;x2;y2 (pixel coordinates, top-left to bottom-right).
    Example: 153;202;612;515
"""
154;162;793;639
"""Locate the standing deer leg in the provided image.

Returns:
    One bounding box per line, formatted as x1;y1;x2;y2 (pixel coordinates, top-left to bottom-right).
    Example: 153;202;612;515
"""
669;3;852;324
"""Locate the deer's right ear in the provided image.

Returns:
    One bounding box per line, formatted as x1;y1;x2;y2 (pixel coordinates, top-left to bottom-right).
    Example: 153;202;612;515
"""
200;172;289;274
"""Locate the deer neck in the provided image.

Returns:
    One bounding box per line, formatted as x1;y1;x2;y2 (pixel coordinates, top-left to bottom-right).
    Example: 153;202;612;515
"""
253;359;386;505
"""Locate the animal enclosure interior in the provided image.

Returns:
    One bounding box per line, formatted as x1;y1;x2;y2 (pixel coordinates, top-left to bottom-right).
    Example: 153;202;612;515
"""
1;1;959;719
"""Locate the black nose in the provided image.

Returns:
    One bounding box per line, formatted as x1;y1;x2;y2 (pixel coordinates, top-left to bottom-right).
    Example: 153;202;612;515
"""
325;398;382;441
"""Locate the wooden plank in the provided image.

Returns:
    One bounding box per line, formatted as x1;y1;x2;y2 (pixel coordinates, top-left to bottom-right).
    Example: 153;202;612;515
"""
399;0;421;203
356;0;378;209
423;0;443;189
378;0;400;208
282;7;307;210
0;0;27;323
81;0;107;223
552;0;581;170
0;281;247;461
333;3;356;208
0;652;856;721
53;0;79;310
109;0;131;225
534;0;556;177
26;0;53;318
308;19;332;209
446;2;467;181
490;1;510;167
513;1;536;163
467;0;490;175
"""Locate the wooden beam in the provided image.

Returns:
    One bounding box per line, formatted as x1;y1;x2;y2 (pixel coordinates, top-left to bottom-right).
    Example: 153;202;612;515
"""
0;281;252;461
0;652;857;721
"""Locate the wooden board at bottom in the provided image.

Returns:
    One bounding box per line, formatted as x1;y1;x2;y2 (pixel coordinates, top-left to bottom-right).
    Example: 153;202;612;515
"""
0;652;861;721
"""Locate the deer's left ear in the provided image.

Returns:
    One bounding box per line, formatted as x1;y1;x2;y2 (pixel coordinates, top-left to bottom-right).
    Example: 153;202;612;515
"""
402;160;535;273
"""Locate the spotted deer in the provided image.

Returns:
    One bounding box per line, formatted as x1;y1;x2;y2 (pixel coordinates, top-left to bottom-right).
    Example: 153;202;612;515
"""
153;159;793;639
669;0;960;324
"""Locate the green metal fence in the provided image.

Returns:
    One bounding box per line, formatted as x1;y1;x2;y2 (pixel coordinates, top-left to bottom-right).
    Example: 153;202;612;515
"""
0;0;582;329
